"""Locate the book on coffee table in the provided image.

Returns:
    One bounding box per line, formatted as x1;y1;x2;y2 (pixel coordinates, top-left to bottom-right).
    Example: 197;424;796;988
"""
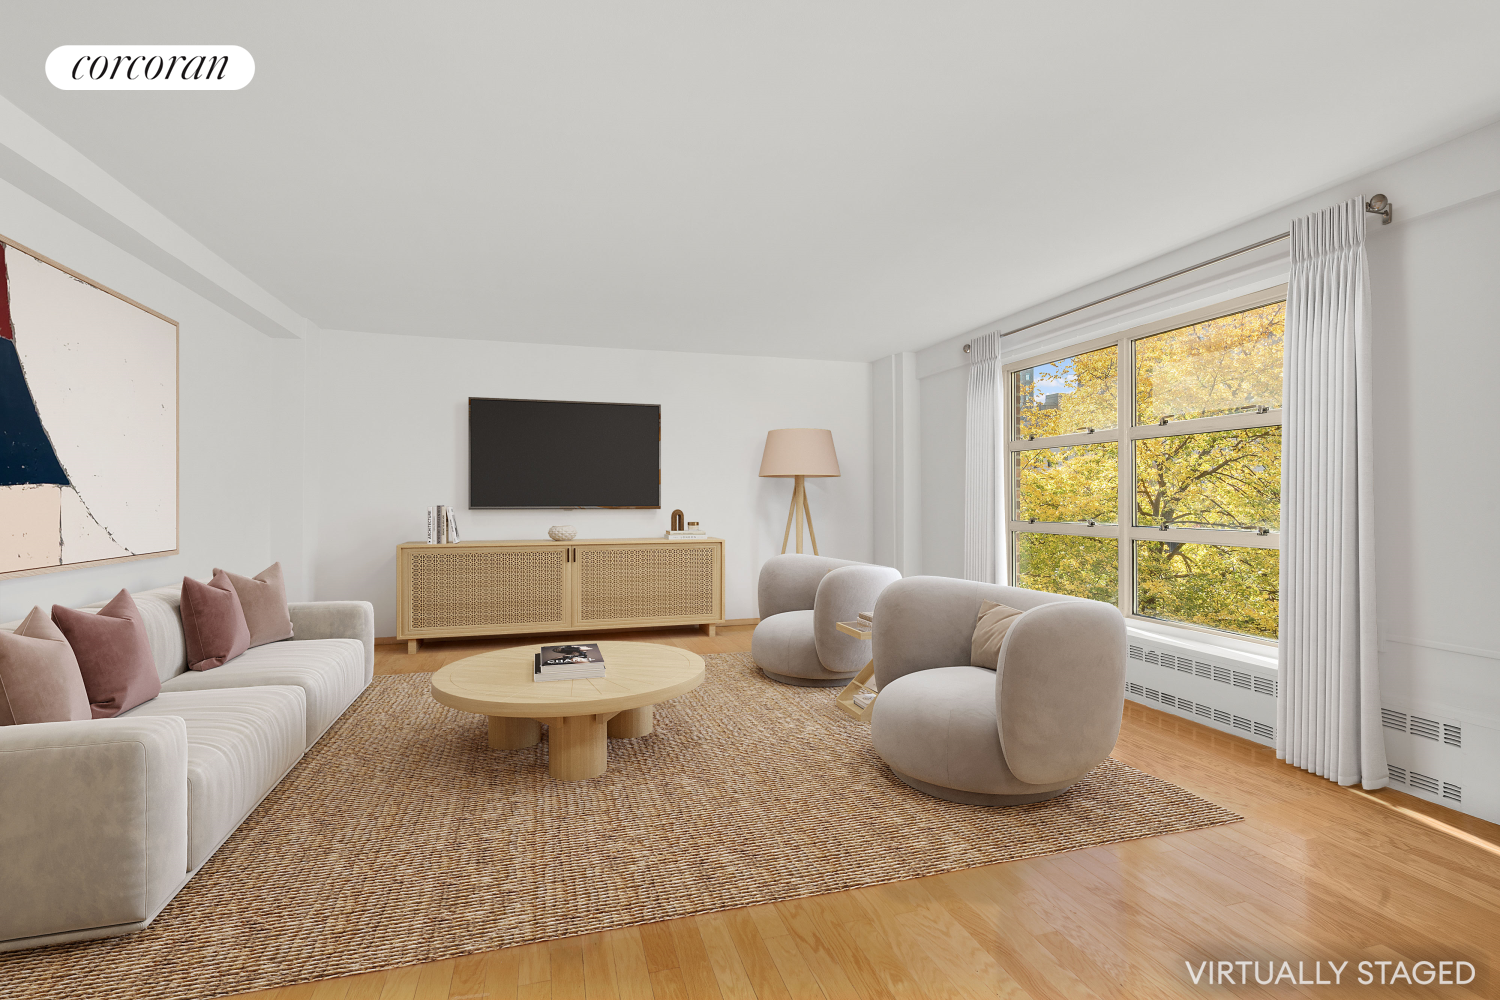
534;643;607;682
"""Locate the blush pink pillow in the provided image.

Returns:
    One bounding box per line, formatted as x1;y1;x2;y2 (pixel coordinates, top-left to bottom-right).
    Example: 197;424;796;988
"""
181;570;251;671
52;590;162;719
215;562;293;648
0;607;92;725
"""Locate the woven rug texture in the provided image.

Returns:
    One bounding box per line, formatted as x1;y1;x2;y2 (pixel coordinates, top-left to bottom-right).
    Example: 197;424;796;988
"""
0;651;1240;1000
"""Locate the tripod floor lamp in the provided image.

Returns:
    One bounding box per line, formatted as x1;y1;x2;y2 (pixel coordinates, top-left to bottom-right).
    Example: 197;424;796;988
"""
759;428;840;555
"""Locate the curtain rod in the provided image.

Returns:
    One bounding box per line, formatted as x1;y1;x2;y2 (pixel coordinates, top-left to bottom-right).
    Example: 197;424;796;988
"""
969;232;1289;349
963;194;1392;351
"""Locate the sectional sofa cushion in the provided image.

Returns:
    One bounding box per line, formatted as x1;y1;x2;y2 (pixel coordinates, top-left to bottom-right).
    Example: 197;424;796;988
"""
181;571;252;671
158;638;366;747
216;563;294;648
122;687;305;871
0;608;90;725
52;591;162;718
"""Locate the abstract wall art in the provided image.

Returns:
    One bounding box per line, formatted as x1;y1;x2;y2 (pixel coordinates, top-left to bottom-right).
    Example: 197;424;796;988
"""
1;236;177;577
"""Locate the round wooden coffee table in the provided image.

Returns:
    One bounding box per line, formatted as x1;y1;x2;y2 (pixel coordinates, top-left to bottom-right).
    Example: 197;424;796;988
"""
429;641;705;781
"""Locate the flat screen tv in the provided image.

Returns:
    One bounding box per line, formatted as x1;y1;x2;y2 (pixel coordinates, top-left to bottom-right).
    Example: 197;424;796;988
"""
469;397;660;508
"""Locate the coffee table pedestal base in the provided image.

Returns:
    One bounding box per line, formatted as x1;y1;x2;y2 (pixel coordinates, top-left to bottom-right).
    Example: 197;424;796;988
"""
538;714;608;780
488;716;541;749
607;704;653;739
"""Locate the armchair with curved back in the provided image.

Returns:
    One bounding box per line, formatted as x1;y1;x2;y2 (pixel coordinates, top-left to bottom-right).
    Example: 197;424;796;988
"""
751;554;901;686
869;576;1126;805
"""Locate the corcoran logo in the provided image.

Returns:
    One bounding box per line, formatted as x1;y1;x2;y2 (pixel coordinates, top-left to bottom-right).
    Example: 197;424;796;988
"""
45;46;254;90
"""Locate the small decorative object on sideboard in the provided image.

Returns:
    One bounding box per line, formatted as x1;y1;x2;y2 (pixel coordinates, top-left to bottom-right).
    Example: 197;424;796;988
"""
548;525;577;541
430;505;461;543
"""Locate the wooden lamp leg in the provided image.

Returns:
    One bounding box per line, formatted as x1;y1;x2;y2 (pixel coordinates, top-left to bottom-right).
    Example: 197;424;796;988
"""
803;486;819;556
781;483;797;555
794;475;806;553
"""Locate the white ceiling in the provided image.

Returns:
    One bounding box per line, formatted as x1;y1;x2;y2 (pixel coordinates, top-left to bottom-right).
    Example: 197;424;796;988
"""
3;2;1499;360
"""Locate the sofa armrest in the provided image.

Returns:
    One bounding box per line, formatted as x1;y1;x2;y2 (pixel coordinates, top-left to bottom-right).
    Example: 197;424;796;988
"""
289;601;375;682
0;717;189;945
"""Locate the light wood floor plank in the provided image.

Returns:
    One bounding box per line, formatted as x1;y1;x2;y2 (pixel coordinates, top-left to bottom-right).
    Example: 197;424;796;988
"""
580;932;619;1000
771;898;870;1000
721;909;794;1000
649;968;691;1000
548;940;586;1000
639;921;682;975
664;916;726;1000
695;913;760;1000
447;953;488;1000
604;927;654;1000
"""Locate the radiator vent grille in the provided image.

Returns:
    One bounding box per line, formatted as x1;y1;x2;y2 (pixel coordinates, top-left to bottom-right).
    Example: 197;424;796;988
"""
1409;771;1440;795
1443;783;1462;803
1409;716;1441;741
1388;765;1407;784
1382;709;1408;732
1128;639;1277;746
1443;724;1462;748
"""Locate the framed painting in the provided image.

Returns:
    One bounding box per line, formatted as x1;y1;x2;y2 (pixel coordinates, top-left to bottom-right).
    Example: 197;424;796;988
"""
0;234;178;578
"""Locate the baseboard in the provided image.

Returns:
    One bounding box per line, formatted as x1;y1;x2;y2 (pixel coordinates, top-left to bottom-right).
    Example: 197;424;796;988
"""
384;619;760;648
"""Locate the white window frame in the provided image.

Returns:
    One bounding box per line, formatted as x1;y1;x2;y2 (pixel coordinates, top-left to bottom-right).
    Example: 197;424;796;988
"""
1002;285;1287;646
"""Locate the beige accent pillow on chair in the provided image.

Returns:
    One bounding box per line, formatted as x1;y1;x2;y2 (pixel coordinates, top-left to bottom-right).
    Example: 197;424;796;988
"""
971;600;1024;670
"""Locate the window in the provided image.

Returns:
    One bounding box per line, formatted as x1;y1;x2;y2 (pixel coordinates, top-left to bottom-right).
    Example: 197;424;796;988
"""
1004;289;1284;641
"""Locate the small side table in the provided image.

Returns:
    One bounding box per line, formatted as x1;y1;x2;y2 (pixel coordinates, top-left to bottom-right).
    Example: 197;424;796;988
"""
834;619;877;722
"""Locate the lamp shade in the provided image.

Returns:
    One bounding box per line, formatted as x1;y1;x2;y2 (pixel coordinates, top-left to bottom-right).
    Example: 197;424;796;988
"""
759;428;840;478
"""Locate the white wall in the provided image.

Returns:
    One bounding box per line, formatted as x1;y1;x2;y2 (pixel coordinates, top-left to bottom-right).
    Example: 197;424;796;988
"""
305;329;873;636
0;175;281;622
909;121;1500;820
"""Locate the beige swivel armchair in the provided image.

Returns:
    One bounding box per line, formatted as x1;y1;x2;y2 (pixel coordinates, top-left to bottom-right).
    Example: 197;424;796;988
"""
751;554;900;686
869;576;1126;804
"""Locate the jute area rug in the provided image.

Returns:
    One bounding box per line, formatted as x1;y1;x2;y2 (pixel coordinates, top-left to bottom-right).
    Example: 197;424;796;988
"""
1;651;1240;1000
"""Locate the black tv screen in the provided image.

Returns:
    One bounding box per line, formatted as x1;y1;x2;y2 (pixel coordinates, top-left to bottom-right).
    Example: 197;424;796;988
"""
469;398;660;508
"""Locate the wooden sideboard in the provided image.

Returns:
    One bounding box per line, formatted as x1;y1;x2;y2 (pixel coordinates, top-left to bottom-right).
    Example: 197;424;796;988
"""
396;537;724;652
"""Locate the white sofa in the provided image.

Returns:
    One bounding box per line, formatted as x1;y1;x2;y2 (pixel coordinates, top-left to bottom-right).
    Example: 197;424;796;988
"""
0;584;374;952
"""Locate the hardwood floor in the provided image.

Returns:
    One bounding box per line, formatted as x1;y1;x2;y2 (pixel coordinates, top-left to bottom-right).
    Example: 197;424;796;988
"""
228;627;1500;999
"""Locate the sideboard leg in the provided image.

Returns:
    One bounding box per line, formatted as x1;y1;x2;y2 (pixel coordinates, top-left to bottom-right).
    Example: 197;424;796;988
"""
700;623;718;637
407;639;421;654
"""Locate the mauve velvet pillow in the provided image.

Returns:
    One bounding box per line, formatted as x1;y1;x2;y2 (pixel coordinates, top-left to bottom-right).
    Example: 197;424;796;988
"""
181;570;252;671
52;590;162;718
0;607;92;725
215;561;293;648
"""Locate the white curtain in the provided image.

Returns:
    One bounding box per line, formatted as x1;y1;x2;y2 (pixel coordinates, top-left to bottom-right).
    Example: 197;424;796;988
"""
1277;197;1387;789
962;331;1001;582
